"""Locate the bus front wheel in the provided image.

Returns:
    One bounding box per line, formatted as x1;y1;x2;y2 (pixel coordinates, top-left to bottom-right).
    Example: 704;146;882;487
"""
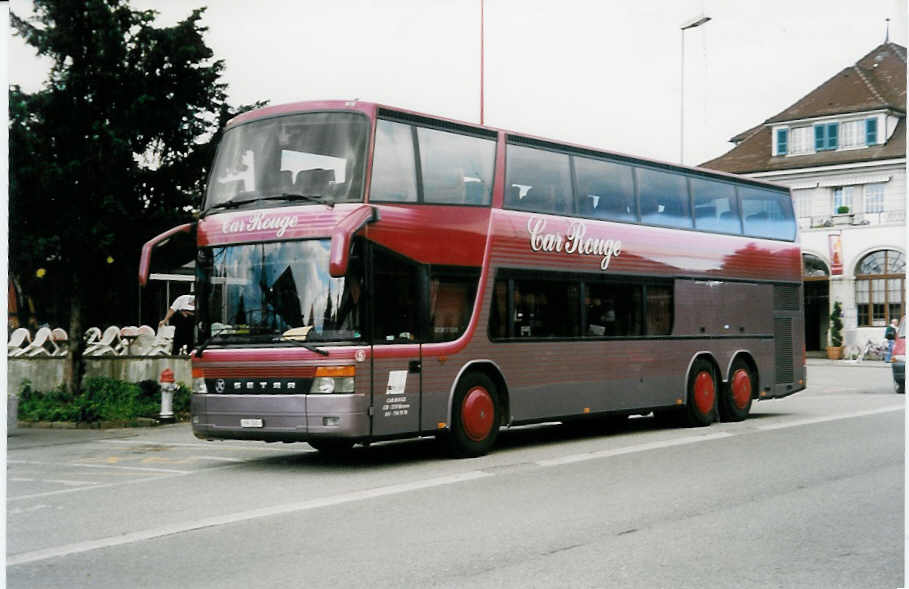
445;372;500;458
719;359;754;422
685;359;718;427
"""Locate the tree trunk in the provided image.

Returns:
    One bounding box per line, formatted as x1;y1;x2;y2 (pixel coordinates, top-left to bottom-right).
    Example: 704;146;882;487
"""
64;274;85;394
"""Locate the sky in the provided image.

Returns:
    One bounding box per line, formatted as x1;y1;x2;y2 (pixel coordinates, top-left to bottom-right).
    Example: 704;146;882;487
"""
6;0;908;168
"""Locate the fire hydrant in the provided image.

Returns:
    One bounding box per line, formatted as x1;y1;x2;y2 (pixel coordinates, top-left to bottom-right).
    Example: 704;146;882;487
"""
159;368;176;424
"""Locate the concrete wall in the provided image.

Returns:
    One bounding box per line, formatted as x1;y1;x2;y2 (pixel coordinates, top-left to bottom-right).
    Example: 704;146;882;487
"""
7;357;192;396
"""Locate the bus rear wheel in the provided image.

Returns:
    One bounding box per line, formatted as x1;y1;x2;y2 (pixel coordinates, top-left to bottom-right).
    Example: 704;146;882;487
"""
719;359;754;422
685;359;718;427
445;372;500;458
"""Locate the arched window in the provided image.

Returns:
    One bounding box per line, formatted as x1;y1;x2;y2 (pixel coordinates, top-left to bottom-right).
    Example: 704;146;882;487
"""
802;254;829;279
855;249;904;326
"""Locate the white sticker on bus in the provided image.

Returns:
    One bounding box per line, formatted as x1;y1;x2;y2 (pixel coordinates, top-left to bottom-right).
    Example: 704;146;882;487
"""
386;370;407;395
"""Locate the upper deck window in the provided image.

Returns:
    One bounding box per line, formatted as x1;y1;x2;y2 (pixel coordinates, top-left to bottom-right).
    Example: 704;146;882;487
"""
371;120;419;203
740;187;796;240
205;112;369;210
371;119;496;205
637;167;692;228
691;177;741;235
505;144;573;214
418;127;495;205
573;156;636;222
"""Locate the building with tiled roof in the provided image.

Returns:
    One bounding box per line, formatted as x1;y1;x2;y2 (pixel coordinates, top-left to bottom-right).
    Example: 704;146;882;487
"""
702;41;906;358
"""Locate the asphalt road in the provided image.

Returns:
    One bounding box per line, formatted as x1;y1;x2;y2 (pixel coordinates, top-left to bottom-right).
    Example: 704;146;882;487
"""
6;361;905;588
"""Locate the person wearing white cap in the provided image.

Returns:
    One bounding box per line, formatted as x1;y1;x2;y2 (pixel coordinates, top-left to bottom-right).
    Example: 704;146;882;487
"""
159;294;195;354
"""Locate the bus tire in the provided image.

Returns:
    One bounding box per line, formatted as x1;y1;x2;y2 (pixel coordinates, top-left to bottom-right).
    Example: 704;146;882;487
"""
445;372;500;458
719;358;754;422
685;358;718;427
308;439;354;455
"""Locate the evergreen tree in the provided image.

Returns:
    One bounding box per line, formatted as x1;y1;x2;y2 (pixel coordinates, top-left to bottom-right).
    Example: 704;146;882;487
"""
9;0;246;391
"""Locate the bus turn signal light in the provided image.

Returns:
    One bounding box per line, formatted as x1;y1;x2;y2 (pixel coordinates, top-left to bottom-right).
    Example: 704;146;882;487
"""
314;366;356;378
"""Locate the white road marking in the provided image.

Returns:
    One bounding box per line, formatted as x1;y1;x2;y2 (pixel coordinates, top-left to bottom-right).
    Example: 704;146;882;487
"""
194;456;245;463
97;439;301;452
10;478;98;487
9;504;51;516
7;472;190;502
7;470;492;566
535;432;735;467
755;405;904;431
9;460;188;474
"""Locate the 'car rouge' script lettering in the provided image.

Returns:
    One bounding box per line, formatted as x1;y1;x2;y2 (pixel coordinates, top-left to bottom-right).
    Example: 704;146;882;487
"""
527;216;622;270
222;212;299;237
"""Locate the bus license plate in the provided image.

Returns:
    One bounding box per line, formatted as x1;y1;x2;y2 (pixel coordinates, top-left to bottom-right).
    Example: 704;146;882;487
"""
240;418;264;428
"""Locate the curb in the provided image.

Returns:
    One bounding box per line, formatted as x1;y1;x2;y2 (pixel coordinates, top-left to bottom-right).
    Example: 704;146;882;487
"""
18;417;164;429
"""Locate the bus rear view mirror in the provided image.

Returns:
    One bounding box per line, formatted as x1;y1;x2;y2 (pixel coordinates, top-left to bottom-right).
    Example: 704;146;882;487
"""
329;205;379;277
138;223;197;286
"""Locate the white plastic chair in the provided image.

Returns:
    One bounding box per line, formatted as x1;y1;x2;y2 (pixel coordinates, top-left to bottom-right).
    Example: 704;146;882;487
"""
83;327;102;346
85;326;122;356
144;325;176;356
129;331;157;356
51;328;69;356
8;328;31;356
20;327;58;357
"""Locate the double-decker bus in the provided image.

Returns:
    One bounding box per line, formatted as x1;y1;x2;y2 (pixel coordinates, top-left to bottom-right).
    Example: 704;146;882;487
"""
139;100;805;457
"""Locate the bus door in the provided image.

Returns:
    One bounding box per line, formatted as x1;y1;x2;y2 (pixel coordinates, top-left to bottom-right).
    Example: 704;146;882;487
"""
367;244;425;437
371;346;422;437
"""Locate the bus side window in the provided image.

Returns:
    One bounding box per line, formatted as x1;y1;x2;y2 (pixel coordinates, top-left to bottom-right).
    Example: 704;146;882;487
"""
691;177;740;235
417;127;495;206
505;143;573;215
584;282;643;337
573;156;636;223
740;187;796;240
637;167;692;228
370;120;418;203
510;278;580;338
428;269;479;342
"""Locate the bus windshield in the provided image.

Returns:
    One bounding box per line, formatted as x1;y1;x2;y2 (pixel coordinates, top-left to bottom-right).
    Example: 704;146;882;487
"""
204;112;369;209
197;239;364;345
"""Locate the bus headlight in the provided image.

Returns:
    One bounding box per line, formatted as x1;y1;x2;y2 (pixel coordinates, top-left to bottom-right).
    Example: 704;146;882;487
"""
310;366;356;394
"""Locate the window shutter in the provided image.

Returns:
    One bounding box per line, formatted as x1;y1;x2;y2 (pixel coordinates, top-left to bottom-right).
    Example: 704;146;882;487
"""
866;118;878;145
827;123;838;150
814;125;825;151
776;129;788;155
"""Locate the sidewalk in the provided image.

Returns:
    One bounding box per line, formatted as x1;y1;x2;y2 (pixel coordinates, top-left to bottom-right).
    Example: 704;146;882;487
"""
806;357;892;368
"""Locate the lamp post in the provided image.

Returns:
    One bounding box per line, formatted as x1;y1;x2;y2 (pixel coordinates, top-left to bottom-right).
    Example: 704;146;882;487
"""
680;14;711;164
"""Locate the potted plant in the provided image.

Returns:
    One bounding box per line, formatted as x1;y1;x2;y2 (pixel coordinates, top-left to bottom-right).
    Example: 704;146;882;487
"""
827;301;844;359
836;205;850;214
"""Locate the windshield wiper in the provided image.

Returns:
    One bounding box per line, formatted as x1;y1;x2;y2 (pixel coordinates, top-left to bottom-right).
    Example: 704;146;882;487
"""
194;326;233;358
271;337;330;356
257;193;334;208
203;192;334;216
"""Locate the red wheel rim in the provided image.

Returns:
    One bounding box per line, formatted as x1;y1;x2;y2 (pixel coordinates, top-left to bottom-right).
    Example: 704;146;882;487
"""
693;370;715;415
731;369;752;410
461;386;494;442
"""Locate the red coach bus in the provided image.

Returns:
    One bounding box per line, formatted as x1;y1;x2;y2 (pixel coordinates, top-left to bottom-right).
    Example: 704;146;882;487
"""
139;100;805;457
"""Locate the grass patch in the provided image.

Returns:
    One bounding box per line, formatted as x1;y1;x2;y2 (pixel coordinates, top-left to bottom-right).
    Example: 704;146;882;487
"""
18;377;191;424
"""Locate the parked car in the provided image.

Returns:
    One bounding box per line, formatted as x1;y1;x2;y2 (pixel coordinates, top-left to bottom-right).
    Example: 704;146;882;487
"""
892;316;905;394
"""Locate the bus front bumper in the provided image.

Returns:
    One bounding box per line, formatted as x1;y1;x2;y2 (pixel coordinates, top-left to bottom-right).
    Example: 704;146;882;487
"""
191;393;371;442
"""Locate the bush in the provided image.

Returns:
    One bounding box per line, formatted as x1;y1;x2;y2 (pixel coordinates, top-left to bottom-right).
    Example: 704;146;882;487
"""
18;377;192;424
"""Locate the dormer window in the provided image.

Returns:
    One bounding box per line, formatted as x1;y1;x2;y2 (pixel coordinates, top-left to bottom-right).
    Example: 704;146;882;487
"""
814;122;839;151
776;128;788;155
